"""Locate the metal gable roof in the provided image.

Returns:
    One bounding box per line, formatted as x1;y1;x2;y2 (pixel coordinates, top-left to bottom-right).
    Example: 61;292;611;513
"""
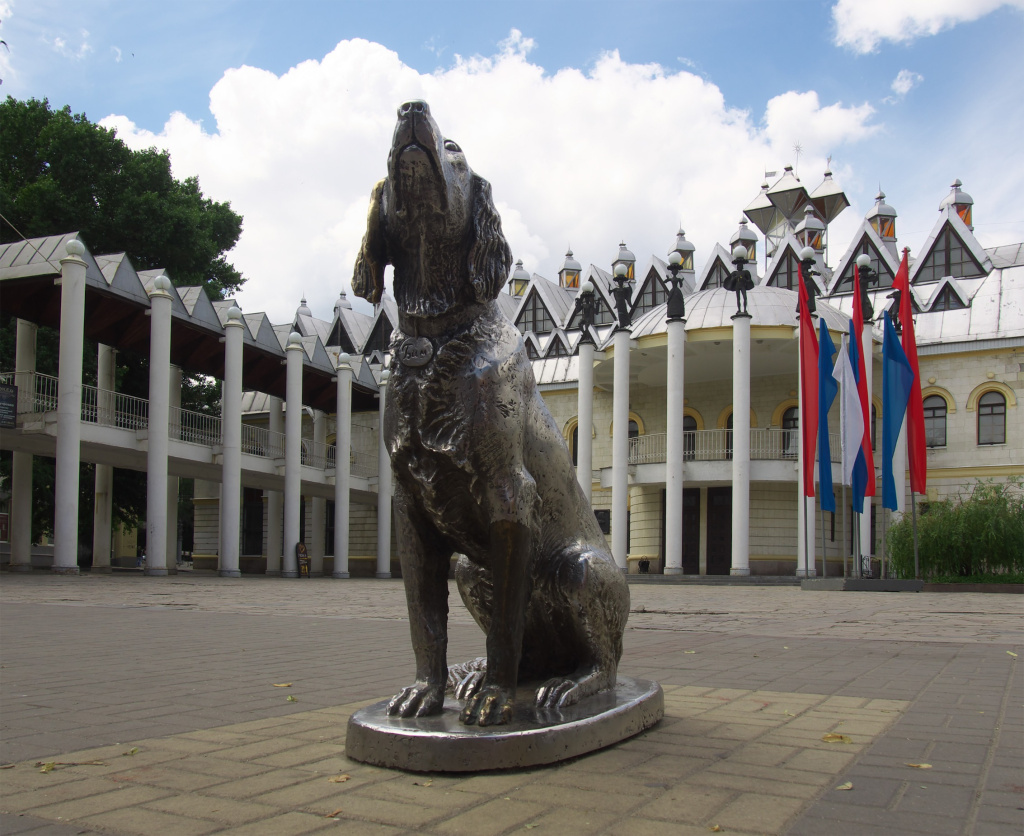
763;234;828;295
827;221;901;295
909;206;993;284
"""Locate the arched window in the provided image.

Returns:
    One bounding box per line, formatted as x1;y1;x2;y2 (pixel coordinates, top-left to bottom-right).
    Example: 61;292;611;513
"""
684;415;697;461
629;420;640;440
782;406;799;459
571;425;579;466
725;413;733;460
978;392;1006;445
923;395;947;448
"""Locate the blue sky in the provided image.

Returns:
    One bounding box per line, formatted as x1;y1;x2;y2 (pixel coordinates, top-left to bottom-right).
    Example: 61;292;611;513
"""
2;0;1022;321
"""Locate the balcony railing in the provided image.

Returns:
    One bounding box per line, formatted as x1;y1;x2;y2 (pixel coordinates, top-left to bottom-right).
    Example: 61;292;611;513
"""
172;406;222;447
629;428;841;465
242;424;285;458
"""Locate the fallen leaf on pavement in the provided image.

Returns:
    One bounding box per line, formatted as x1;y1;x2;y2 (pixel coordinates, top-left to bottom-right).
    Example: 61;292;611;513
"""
325;808;343;818
709;826;722;832
38;762;54;773
123;747;138;756
413;779;434;787
286;695;298;702
906;763;932;769
822;734;853;744
1007;651;1017;658
684;650;696;654
836;781;853;790
273;683;293;687
328;774;350;783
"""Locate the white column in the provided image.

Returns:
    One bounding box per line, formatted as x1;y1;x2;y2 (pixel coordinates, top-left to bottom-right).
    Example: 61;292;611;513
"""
731;313;751;576
664;317;686;574
577;341;595;505
611;329;630;570
166;365;182;572
219;307;244;577
859;324;875;573
145;274;174;576
10;319;37;571
333;354;353;578
376;370;392;578
265;395;283;576
53;239;87;574
311;409;326;576
92;344;116;572
282;332;304;578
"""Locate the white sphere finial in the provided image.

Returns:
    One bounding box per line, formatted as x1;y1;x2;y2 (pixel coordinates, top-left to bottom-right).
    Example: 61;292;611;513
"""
580;280;594;294
287;330;303;347
668;250;682;266
337;351;351;368
379;369;390;384
732;244;747;261
65;238;85;258
154;274;173;292
227;304;242;322
613;263;628;278
799;245;816;261
856;253;871;269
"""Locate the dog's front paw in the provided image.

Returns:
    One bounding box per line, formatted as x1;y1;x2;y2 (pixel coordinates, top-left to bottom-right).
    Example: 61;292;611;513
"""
536;677;581;709
459;685;514;726
386;680;445;718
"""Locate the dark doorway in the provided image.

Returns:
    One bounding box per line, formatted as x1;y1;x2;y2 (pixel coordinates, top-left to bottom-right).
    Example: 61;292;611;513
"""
661;488;700;574
683;488;700;573
242;488;263;556
706;486;732;575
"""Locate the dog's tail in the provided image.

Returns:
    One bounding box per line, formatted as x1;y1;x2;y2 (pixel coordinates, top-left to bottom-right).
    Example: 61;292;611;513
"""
353;179;388;304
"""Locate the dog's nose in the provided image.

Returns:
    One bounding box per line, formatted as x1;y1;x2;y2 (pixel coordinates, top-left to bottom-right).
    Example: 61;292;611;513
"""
398;100;430;118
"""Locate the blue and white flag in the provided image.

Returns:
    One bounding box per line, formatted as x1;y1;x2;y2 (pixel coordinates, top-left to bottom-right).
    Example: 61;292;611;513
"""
817;318;838;513
832;332;864;490
882;312;914;511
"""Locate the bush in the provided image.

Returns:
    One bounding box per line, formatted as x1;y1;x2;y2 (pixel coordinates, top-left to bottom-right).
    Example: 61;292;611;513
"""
888;478;1024;580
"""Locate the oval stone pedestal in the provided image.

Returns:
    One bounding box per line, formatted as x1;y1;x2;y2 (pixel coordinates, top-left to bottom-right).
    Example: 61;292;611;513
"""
345;676;663;772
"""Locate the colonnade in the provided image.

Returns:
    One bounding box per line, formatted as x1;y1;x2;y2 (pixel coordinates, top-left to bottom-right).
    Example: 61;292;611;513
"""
8;239;393;578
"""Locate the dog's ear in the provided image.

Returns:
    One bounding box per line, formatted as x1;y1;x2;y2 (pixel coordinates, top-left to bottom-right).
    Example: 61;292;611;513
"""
467;174;513;303
352;179;389;304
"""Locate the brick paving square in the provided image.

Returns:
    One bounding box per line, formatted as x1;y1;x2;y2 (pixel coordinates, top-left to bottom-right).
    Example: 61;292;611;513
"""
1;575;1020;835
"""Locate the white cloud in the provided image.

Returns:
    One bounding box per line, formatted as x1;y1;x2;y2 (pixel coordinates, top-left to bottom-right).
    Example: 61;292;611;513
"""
111;45;122;63
833;0;1024;53
50;27;91;59
101;35;880;324
891;69;923;96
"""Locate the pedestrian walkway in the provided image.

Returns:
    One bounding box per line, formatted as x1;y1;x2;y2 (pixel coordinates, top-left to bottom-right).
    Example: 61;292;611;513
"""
1;574;1020;834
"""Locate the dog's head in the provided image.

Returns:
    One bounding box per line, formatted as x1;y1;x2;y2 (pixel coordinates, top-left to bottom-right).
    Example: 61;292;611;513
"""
352;101;512;318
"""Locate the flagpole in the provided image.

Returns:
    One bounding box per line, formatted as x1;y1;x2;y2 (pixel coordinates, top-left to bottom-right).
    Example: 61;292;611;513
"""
842;484;847;578
911;490;920;580
820;505;827;578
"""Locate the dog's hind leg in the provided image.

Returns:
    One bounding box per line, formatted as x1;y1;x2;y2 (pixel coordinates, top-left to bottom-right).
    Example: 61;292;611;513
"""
386;489;452;718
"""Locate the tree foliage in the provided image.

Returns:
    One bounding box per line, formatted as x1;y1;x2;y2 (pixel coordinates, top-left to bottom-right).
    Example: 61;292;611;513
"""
0;97;245;553
0;96;244;297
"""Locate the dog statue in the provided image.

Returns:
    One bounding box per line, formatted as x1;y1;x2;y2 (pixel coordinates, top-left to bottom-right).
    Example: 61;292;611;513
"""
353;100;629;727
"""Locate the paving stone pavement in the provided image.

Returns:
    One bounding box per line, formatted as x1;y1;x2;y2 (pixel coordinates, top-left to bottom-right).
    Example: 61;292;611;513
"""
0;573;1021;835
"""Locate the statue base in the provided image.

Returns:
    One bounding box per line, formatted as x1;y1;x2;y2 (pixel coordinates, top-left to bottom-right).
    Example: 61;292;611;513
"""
345;676;663;772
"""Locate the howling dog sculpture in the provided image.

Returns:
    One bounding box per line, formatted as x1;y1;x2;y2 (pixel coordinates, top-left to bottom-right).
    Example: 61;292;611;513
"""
353;100;630;727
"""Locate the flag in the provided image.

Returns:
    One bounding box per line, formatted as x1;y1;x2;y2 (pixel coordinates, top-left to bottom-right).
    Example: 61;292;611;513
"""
892;249;926;494
882;311;914;511
832;332;864;489
852;265;875;504
847;322;871;513
817;317;838;513
798;263;818;497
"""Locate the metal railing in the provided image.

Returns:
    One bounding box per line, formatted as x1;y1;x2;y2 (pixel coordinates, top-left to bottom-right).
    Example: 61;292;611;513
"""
629;428;842;465
303;440;330;470
241;424;285;459
1;371;59;413
350;450;378;479
172;406;222;447
81;384;149;430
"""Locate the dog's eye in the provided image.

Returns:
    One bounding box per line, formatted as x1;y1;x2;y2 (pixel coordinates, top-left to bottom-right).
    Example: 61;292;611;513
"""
444;140;462;153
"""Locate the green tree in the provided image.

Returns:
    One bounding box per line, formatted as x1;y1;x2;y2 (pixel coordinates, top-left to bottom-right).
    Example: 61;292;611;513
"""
0;96;245;555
